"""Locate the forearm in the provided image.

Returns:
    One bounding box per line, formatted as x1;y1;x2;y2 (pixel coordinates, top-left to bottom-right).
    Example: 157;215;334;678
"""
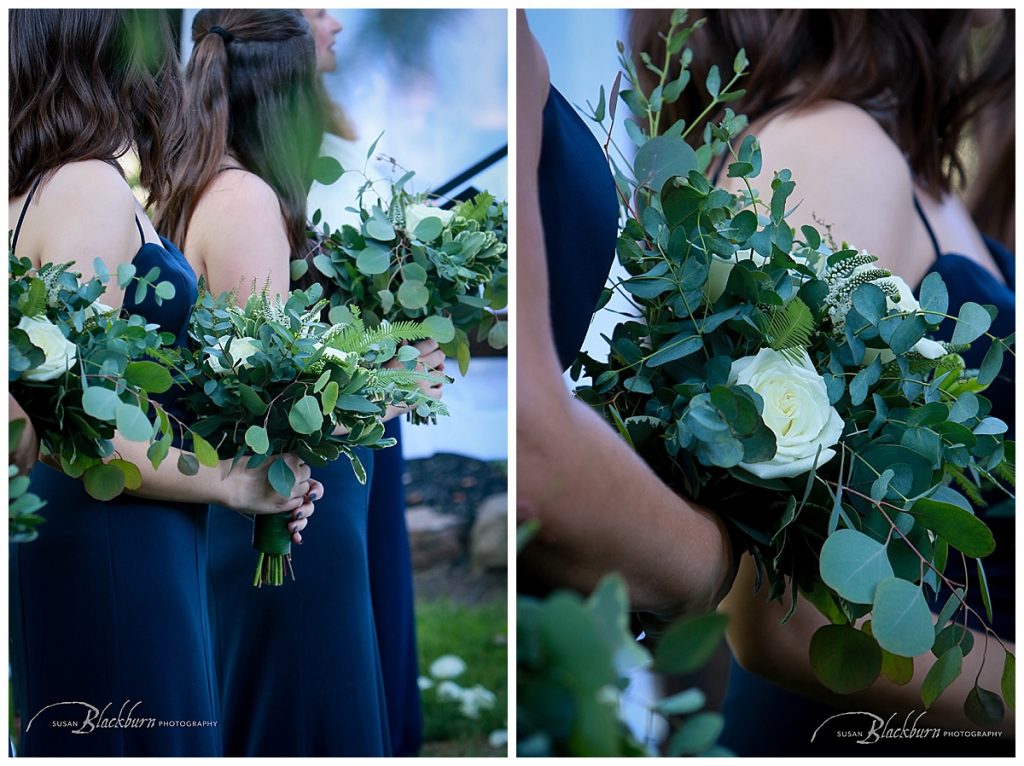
519;389;733;615
112;437;232;507
722;555;1015;732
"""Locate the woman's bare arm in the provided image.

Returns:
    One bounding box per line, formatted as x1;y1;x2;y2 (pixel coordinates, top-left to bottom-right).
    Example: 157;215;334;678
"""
516;11;733;616
722;555;1014;732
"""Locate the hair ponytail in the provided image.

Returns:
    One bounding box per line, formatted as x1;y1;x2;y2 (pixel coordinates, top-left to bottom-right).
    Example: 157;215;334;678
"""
154;20;233;247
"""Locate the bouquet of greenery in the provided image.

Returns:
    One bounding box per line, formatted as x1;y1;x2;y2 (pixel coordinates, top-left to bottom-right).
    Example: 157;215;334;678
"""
9;419;45;543
297;151;508;422
573;12;1015;722
179;281;447;586
9;252;190;507
517;525;730;757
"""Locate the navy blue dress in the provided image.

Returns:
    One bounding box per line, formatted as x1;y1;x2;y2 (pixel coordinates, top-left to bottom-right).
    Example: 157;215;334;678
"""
367;419;424;756
718;204;1016;757
9;201;209;756
206;449;391;756
539;86;619;370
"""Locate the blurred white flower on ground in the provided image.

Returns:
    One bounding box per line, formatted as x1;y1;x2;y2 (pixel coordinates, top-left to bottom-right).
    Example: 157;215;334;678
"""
430;654;467;679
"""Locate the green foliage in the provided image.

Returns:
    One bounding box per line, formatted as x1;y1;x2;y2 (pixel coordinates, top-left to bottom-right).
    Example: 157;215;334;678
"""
571;12;1014;718
9;251;186;507
178;282;448;585
518;569;727;756
305;160;507;386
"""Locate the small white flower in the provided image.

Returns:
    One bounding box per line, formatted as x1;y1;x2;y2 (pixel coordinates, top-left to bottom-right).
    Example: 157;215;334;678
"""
730;347;845;479
405;202;454;239
436;680;463;702
321;346;358;366
430;654;467;679
913;337;946;360
85;300;117;318
417;676;434;691
488;729;508;749
458;685;497;719
17;315;77;382
206;336;262;374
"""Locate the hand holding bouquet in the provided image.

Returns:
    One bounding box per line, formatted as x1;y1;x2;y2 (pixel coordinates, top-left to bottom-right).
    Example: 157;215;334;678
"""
574;12;1015;721
180;282;447;585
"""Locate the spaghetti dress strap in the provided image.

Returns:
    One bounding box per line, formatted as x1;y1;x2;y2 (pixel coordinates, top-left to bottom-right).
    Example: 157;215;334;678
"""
11;175;44;255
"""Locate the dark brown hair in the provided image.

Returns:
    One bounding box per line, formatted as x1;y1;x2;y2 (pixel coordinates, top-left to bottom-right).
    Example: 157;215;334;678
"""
155;9;325;257
9;9;183;206
629;10;1014;194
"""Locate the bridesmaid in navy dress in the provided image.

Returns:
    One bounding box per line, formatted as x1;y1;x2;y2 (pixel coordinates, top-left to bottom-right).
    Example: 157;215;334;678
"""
155;10;444;756
629;9;1014;755
516;10;735;619
301;8;425;754
8;10;316;757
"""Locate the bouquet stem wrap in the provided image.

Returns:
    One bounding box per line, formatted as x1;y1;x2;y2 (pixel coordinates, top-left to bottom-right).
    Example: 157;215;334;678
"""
251;512;294;587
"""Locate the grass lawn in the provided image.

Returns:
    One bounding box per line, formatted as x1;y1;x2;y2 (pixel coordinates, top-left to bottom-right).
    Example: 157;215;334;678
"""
416;598;507;757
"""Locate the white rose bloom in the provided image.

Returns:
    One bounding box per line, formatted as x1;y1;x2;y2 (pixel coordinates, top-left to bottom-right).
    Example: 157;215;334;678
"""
17;315;78;382
706;249;769;303
405;203;454;238
206;336;262;374
429;654;467;679
729;347;845;479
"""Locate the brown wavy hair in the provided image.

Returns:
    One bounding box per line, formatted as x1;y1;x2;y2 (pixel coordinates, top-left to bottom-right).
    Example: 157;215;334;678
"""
629;10;1014;195
154;9;325;257
9;9;183;206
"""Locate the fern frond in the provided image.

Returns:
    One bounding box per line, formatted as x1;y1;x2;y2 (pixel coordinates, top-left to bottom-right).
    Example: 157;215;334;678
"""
946;465;988;508
994;441;1015;487
328;320;432;353
762;297;814;359
369;367;445;388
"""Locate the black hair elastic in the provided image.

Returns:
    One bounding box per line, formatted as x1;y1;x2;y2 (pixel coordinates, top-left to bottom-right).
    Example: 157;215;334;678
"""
209;25;233;43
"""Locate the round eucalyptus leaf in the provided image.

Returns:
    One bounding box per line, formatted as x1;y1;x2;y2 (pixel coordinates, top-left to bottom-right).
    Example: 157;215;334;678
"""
666;712;723;756
365;214;396;242
312;155;344;186
421;314;456;344
819;529;895;604
653;612;728;675
267;456;295;497
634;135;698;192
245;425;270;455
355;245;391;276
288;395;324;435
871;577;935;658
809;624;882;694
402;262;429;283
413;216;444;242
81;386;122;421
115;402;153;442
951;302;992;345
397;280;430;310
82;463;127;501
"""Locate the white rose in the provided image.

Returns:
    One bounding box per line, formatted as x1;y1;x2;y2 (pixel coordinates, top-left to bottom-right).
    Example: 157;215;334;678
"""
17;315;78;382
729;347;845;479
405;203;454;238
206;336;262;374
429;654;467;679
706;249;768;303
